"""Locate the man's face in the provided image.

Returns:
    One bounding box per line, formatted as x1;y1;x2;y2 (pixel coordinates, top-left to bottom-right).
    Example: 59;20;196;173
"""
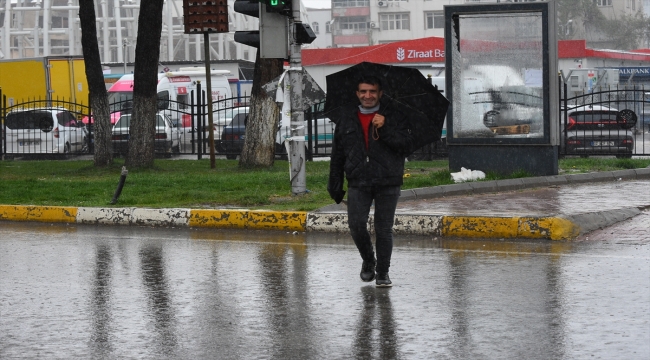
356;83;382;109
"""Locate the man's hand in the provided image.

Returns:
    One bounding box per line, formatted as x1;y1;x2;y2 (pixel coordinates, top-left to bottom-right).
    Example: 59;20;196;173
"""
328;175;346;204
372;114;385;128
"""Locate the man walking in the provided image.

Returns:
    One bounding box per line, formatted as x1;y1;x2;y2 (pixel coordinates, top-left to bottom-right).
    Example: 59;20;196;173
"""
328;75;414;287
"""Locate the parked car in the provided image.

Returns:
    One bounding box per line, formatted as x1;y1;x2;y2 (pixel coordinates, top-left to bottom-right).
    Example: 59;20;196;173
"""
215;107;248;152
4;107;89;155
219;112;335;160
560;105;635;158
111;112;180;156
219;112;248;159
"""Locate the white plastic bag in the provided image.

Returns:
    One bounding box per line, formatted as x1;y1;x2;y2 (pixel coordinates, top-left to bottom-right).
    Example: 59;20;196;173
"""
450;167;486;183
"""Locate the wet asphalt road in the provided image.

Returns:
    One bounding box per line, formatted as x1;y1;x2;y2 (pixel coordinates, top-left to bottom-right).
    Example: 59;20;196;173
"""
1;222;648;359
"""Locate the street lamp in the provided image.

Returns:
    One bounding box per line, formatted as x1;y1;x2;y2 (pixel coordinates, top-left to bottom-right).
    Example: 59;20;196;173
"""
122;39;130;74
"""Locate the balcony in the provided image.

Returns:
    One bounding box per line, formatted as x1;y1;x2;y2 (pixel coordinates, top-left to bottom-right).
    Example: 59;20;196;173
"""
333;33;369;46
332;2;370;18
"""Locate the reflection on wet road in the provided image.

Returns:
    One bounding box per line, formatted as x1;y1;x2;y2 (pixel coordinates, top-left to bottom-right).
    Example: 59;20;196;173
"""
0;223;648;359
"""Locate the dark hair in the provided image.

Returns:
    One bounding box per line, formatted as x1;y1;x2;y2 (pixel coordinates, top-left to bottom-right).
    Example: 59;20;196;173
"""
357;75;382;91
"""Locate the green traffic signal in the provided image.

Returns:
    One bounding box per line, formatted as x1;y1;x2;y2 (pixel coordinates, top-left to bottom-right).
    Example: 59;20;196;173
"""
263;0;291;14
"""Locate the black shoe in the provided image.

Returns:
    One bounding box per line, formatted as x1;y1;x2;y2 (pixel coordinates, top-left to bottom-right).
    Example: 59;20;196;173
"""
360;260;376;282
375;272;392;287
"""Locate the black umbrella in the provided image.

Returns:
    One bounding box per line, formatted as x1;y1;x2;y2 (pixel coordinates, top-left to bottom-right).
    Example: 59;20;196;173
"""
324;61;449;155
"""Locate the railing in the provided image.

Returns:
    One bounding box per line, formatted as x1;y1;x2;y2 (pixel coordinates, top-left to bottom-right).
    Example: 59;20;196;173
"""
559;83;649;157
332;0;369;8
3;84;649;161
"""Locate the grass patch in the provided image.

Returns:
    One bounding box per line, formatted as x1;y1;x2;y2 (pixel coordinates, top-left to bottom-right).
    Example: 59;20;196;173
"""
0;157;648;211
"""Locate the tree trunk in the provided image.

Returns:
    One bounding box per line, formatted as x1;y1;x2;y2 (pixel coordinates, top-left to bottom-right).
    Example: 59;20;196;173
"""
239;52;284;167
78;0;112;166
125;0;164;168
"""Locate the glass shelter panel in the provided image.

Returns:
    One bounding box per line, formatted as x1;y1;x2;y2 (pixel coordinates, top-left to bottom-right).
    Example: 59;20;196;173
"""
451;12;544;139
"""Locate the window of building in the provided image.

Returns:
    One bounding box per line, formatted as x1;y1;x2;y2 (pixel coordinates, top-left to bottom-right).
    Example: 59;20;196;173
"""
340;17;368;33
425;12;444;29
380;13;410;31
326;21;331;33
51;16;68;28
594;0;612;6
332;0;369;7
312;22;320;34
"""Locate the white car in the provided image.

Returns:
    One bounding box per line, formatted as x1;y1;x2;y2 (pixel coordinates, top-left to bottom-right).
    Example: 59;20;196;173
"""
4;107;88;154
111;112;180;156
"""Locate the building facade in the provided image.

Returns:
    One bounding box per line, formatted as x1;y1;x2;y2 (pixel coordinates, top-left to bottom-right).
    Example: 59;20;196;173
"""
329;0;646;48
0;0;304;64
305;7;333;49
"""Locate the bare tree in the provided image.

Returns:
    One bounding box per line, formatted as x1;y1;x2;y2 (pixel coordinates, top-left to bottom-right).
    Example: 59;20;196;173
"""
556;0;649;50
239;52;285;167
125;0;165;168
78;0;112;166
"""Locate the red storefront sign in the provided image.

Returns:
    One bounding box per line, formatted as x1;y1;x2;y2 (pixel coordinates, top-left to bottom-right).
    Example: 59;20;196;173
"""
303;37;650;67
303;37;445;66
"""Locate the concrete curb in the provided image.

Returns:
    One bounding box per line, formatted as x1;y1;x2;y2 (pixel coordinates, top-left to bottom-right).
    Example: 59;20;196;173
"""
1;168;649;241
0;204;602;240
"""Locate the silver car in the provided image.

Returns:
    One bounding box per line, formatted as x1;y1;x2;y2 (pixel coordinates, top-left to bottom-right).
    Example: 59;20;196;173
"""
561;105;635;158
112;112;180;156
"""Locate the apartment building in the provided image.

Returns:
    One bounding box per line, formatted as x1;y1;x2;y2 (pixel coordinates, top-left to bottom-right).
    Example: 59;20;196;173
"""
306;7;333;48
329;0;646;48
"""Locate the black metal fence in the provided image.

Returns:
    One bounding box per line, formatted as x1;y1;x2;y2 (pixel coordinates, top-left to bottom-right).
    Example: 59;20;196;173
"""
1;94;92;158
3;83;650;160
560;83;650;157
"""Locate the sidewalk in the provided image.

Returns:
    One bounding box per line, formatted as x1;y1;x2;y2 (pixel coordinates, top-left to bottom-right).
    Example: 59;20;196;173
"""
1;168;649;240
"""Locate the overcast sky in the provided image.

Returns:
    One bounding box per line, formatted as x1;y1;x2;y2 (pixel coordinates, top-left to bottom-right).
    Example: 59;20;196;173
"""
303;0;331;9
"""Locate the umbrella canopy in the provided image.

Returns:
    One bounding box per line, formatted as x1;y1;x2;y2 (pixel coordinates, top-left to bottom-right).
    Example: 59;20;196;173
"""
324;61;449;155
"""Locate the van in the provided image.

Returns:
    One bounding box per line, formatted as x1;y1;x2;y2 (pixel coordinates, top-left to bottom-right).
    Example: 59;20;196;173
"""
4;107;89;155
106;68;233;127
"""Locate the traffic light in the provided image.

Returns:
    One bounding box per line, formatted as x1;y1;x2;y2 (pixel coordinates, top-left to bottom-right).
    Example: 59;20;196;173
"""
234;0;288;59
261;0;292;15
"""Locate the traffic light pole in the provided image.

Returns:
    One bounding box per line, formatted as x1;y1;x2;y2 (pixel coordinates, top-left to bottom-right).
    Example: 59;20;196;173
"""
288;0;306;195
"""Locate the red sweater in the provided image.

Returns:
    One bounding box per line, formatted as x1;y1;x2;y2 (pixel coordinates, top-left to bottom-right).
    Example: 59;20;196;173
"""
357;111;375;149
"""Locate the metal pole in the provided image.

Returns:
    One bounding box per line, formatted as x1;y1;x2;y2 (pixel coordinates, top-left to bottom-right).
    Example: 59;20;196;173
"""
288;0;306;195
122;39;127;74
204;32;216;169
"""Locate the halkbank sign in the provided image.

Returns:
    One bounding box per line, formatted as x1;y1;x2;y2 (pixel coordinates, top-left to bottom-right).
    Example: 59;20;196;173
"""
617;67;650;82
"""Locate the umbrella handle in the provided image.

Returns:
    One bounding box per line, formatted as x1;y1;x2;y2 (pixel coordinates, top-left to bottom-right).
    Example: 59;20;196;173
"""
372;125;380;140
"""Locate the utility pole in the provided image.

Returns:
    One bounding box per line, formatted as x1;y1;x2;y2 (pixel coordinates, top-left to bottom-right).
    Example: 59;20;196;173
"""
182;0;228;169
288;0;306;195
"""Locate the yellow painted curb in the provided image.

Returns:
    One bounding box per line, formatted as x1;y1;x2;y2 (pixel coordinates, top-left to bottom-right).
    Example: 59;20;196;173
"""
189;209;248;229
0;205;77;223
441;216;581;240
545;217;580;240
189;209;306;231
518;217;580;240
442;216;519;238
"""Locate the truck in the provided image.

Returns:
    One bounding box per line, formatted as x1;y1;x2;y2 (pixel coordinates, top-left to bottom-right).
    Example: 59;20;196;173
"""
0;56;88;107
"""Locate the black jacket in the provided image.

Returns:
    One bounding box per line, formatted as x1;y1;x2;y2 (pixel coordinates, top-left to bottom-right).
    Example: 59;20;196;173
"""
328;101;414;196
